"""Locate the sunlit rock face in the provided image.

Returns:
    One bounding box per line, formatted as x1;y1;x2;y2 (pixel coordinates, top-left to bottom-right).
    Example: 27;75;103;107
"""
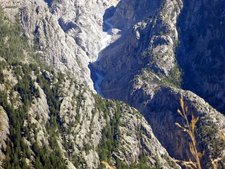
1;0;225;168
0;0;180;168
2;0;120;91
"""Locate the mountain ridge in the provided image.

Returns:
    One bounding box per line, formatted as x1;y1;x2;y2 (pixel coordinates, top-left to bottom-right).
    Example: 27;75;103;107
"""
0;0;225;168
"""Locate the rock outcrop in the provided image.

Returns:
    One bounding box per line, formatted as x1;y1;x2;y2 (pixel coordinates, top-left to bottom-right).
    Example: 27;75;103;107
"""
0;4;179;168
91;0;225;167
2;0;119;90
1;0;225;168
0;107;9;169
0;55;179;168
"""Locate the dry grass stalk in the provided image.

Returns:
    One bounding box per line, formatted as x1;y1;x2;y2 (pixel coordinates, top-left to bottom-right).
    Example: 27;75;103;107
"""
175;96;202;169
101;161;115;169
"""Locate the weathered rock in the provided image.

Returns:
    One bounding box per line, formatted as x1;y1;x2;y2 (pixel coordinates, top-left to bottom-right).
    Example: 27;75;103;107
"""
1;0;225;168
133;87;225;167
92;0;183;100
57;77;179;168
0;107;9;169
2;0;119;90
92;0;225;167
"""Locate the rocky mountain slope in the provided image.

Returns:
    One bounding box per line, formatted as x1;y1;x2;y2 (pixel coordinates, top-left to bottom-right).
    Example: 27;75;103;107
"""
0;0;225;169
0;2;178;169
91;0;225;168
2;0;119;90
0;59;177;169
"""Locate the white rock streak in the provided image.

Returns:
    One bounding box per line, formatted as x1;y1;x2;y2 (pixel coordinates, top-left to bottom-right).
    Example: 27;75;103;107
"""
92;6;121;96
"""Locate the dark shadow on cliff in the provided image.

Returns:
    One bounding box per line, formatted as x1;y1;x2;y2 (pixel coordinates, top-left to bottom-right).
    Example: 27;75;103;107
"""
89;4;142;98
129;86;220;168
88;1;225;167
44;0;52;7
103;6;116;32
176;0;225;114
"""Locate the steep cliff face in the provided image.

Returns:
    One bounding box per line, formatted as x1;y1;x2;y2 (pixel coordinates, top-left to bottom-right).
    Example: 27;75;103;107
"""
177;0;225;113
0;59;178;169
93;0;182;99
2;0;119;90
91;0;225;167
1;0;225;168
137;87;225;167
0;106;9;168
110;0;162;30
0;4;179;169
